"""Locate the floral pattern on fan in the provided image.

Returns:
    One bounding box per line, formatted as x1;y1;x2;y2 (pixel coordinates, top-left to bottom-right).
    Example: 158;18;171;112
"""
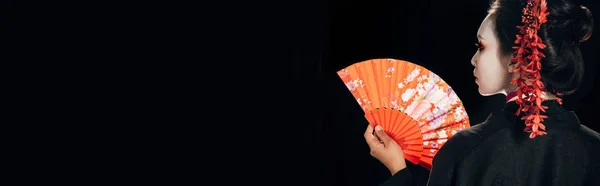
337;58;470;169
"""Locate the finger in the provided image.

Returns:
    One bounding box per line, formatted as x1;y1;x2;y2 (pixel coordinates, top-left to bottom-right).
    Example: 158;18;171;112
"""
373;132;384;144
364;125;379;147
364;124;374;139
375;125;393;145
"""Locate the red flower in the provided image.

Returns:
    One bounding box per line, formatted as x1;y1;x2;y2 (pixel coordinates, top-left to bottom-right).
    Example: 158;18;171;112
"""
511;0;555;139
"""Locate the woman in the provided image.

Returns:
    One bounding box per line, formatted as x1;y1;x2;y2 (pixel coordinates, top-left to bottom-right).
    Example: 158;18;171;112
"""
366;0;599;185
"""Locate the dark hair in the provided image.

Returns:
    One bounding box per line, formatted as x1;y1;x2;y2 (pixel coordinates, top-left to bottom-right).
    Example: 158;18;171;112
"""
489;0;594;95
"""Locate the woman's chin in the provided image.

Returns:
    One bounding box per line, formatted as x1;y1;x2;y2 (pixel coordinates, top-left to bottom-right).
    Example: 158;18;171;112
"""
480;92;495;96
478;87;492;96
478;87;502;96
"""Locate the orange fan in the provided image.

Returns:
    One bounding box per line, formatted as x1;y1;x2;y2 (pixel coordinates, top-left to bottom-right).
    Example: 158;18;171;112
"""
337;58;471;170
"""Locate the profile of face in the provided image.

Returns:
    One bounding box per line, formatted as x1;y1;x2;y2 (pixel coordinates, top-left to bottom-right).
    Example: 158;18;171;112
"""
471;14;513;96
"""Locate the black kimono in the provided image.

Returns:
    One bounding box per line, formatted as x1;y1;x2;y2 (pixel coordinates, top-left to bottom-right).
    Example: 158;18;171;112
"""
381;100;600;186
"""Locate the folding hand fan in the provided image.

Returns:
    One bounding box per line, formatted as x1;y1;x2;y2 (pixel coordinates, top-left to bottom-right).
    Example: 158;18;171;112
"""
337;58;471;170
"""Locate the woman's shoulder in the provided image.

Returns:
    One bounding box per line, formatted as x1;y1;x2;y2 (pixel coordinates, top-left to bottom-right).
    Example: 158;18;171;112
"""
444;115;506;146
579;125;600;137
434;115;509;159
434;121;493;159
577;125;600;146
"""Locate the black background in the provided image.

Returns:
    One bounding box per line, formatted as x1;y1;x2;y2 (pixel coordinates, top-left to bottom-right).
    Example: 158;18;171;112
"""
1;0;597;185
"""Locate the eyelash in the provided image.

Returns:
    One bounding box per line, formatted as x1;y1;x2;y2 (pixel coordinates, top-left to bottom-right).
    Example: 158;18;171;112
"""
475;42;484;50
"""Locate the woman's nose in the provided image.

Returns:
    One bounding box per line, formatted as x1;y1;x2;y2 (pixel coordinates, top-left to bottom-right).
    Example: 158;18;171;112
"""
470;54;477;67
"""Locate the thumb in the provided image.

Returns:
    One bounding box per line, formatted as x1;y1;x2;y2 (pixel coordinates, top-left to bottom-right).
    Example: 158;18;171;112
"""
375;125;393;144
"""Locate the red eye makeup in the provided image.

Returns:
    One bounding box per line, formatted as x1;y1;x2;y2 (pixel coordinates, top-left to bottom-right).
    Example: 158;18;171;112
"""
475;41;485;51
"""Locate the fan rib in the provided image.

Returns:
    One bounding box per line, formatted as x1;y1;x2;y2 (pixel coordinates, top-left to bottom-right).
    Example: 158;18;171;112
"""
394;111;411;139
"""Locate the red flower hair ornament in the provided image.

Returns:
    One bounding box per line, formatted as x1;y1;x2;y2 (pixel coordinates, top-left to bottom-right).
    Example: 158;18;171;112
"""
511;0;562;138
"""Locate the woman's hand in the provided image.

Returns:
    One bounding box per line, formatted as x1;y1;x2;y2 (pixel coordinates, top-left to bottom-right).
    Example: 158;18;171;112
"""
364;125;407;175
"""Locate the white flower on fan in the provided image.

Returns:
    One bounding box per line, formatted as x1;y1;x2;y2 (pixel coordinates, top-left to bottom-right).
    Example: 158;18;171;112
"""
397;82;404;89
437;139;448;144
406;68;420;82
423;132;436;140
415;82;422;89
416;83;428;99
431;107;439;115
345;81;356;92
401;88;415;102
411;101;433;119
448;93;458;104
424;79;436;92
405;99;419;114
425;112;435;122
416;84;426;98
451;130;458;135
357;98;362;105
421;125;435;132
391;100;399;108
435;99;450;111
437;129;448;139
428;77;437;87
454;106;465;121
337;69;349;79
429;72;439;82
387;67;395;73
430;86;447;106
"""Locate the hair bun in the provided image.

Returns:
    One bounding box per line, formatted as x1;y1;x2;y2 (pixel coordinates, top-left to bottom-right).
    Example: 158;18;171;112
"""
577;5;593;43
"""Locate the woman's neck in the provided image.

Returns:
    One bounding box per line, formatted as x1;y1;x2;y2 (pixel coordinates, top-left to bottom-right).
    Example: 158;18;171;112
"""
503;81;558;103
505;89;558;103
